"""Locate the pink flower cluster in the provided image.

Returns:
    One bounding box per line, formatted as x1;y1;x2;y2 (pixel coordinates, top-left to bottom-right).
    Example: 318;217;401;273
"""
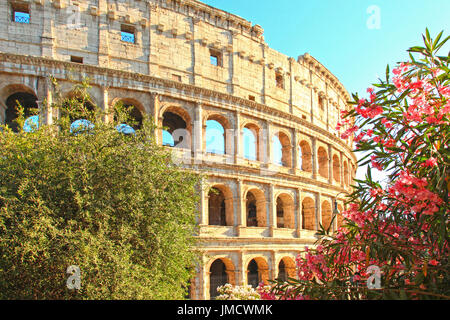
389;171;443;216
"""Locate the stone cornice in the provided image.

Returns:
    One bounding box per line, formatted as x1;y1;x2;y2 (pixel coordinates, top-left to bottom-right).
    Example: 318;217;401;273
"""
196;237;315;245
196;163;352;196
148;0;254;32
0;52;357;163
298;53;351;102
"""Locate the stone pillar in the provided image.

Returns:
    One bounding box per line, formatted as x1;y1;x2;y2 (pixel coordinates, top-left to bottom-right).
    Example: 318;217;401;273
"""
199;180;207;226
150;94;161;146
269;184;276;236
316;193;322;231
262;43;268;105
192;18;203;87
235;179;245;235
309;69;314;124
193;102;203;163
270;250;277;280
264;120;272;166
234;111;242;164
201;256;208;300
296;188;302;238
41;1;55;58
98;0;110;68
239;251;246;286
36;76;53;125
328;144;333;184
292;129;299;173
230;30;240;96
288;57;295;114
101;86;110;123
312;137;318;179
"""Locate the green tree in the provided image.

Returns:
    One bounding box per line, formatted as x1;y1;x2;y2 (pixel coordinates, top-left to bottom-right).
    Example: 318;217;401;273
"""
0;79;201;299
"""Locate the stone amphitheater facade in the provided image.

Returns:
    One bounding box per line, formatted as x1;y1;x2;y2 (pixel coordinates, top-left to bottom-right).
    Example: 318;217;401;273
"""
0;0;356;300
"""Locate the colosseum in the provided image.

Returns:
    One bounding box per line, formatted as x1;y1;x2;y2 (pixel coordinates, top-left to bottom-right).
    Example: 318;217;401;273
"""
0;0;356;300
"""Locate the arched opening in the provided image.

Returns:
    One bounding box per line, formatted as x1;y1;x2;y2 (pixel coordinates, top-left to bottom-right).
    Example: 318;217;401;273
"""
113;99;144;130
277;257;296;281
318;147;329;179
162;108;191;149
247;258;269;288
242;123;260;161
343;161;349;186
272;131;292;167
205;120;225;155
333;154;341;183
62;91;96;125
204;114;231;155
209;258;235;299
276;193;295;229
299;141;312;172
246;189;266;227
351;164;356;183
4;91;38;132
277;259;287;281
301;197;315;230
321;200;333;231
337;204;344;228
208;185;233;226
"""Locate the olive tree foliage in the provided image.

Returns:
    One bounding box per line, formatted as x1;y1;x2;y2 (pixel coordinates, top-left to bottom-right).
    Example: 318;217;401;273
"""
0;78;201;299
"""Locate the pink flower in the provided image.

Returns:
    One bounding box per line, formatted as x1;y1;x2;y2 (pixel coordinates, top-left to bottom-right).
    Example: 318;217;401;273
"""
429;260;439;266
422;157;438;167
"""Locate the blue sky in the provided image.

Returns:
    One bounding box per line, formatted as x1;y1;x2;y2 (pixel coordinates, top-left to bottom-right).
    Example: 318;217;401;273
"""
202;0;450;98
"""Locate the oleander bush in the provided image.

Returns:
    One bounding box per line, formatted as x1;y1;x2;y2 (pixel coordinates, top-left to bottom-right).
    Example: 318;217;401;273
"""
260;30;449;300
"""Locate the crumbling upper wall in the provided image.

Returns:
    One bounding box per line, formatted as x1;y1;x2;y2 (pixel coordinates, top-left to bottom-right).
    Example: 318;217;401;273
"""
0;0;352;140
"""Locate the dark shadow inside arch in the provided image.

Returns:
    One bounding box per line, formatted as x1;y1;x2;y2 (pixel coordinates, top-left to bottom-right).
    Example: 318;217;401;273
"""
5;92;38;132
209;259;228;299
162;111;187;147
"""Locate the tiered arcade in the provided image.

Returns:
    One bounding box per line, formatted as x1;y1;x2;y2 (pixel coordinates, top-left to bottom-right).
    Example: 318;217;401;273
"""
0;0;356;300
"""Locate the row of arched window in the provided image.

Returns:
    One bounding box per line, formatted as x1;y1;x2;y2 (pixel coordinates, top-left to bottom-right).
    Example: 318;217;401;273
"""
207;184;344;232
208;256;296;298
1;87;354;185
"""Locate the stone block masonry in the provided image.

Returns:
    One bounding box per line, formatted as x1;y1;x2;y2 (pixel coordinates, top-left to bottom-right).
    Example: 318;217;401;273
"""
0;0;356;300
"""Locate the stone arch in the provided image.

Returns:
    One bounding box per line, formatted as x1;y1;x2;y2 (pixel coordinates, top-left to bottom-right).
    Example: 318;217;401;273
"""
301;197;315;230
318;146;329;179
111;97;145;130
299;140;312;172
343;160;349;186
321;200;333;231
64;89;98;107
277;256;297;281
276;193;295;229
245;188;266;227
242;122;261;161
332;154;341;183
337;204;344;228
204;113;231;131
204;113;231;155
0;83;37;103
246;257;269;287
208;257;236;299
207;184;234;226
63;89;97;123
272;130;292;167
160;105;192;149
1;84;38;132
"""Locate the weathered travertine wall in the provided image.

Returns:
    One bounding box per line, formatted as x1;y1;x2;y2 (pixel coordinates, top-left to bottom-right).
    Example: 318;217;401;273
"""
0;0;356;300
